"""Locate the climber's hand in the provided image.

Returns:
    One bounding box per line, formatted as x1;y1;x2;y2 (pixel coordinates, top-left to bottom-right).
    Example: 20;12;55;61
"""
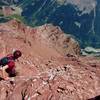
4;77;10;80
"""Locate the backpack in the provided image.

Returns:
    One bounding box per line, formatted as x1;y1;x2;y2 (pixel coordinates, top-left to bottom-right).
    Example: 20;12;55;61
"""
0;57;9;66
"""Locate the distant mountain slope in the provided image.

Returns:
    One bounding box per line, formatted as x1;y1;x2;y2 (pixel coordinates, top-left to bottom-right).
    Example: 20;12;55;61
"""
0;0;19;5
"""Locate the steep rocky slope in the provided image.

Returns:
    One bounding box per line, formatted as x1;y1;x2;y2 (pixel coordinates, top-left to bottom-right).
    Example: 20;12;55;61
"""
0;20;100;100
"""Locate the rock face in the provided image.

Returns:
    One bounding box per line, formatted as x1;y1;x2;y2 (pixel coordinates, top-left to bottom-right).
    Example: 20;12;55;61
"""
2;6;14;16
0;20;100;100
0;6;22;17
34;24;80;56
7;19;80;56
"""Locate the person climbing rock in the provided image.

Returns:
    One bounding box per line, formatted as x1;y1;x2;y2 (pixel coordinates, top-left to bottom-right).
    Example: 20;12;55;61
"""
0;50;22;80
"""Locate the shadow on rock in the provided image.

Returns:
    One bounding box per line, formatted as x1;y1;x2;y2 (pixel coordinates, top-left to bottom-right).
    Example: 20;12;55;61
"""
0;77;4;81
88;95;100;100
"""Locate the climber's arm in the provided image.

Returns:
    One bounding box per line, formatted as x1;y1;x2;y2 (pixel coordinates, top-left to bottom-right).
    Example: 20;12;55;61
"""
1;65;9;80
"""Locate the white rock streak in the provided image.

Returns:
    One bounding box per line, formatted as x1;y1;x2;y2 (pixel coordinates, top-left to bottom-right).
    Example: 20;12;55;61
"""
88;1;97;34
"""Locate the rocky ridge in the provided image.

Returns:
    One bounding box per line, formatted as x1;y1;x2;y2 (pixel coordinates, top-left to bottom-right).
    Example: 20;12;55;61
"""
0;20;100;100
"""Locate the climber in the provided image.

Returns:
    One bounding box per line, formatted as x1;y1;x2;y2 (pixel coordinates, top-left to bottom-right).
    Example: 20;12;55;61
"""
0;50;22;80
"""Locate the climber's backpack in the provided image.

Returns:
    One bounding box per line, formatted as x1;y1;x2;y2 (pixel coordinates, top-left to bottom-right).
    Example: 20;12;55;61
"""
0;57;9;66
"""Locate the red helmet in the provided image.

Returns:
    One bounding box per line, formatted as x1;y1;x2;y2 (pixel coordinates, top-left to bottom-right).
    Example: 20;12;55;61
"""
13;50;22;59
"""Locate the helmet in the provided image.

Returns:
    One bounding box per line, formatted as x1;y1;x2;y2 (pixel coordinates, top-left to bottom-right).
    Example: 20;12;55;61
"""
13;50;22;59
